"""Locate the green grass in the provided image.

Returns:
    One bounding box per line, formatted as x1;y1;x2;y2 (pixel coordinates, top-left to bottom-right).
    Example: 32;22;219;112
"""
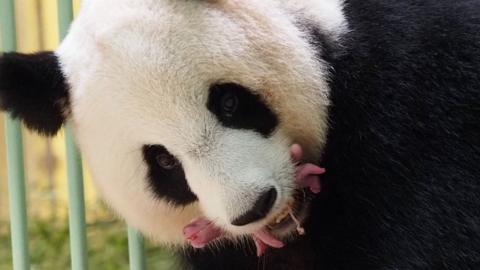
0;218;181;269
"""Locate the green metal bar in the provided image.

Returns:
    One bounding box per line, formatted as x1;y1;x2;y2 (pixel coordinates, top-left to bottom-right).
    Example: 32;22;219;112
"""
128;227;147;270
57;2;88;270
5;120;30;270
0;0;17;51
64;127;88;270
57;0;73;38
1;0;31;269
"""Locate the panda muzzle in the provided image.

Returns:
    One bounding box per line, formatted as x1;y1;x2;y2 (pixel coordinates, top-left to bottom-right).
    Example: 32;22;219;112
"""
182;144;325;256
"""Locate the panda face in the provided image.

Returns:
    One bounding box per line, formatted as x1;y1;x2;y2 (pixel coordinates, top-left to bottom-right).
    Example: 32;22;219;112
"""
142;82;279;207
50;0;346;245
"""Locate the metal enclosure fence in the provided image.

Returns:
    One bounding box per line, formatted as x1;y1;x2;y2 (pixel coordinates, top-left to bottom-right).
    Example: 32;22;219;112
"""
0;1;146;269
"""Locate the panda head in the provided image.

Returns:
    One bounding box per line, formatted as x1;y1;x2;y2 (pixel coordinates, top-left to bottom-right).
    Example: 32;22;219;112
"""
0;0;345;247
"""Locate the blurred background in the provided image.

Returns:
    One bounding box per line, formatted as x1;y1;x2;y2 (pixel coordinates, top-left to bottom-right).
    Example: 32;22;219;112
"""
0;1;178;269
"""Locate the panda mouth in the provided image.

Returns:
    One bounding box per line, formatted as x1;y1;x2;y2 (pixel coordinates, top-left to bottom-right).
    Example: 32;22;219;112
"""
262;143;325;237
266;191;312;235
183;144;325;256
253;184;318;256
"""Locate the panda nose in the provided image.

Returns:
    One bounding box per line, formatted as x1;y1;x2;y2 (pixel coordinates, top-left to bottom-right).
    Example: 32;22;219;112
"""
231;188;277;226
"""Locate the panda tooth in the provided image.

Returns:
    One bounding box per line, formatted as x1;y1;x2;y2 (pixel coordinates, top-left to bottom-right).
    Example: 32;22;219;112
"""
274;199;295;224
288;209;305;235
275;210;290;223
269;198;300;226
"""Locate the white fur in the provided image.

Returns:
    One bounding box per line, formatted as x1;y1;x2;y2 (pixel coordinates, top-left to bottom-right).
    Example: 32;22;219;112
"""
57;0;347;245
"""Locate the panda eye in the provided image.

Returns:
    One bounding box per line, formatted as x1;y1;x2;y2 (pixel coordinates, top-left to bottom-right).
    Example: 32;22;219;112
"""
220;91;239;117
155;153;179;170
207;83;278;136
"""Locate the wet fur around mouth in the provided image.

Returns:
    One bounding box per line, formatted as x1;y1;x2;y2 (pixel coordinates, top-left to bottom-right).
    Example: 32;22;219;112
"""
266;189;314;235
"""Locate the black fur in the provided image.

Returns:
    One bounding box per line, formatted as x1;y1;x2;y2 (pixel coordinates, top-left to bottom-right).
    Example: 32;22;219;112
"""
207;83;278;137
0;52;69;135
142;145;198;206
183;0;480;269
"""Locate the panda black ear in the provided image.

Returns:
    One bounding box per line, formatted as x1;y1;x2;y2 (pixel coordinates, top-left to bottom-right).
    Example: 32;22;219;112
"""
0;51;69;136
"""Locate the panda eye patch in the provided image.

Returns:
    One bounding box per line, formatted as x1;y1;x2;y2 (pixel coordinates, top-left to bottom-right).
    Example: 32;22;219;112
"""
142;145;197;205
207;83;278;136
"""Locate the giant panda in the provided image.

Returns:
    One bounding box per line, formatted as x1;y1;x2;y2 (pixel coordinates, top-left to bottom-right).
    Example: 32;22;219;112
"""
1;0;479;269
